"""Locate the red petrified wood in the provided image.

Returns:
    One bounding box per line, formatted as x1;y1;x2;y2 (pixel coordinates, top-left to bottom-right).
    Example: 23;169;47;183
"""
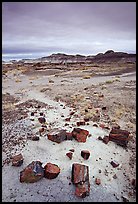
72;128;89;142
72;163;90;198
44;163;60;179
109;128;130;147
66;152;73;160
81;150;90;160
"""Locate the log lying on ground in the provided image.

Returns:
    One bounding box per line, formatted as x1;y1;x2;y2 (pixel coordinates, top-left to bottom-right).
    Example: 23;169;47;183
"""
47;129;69;143
109;128;130;147
72;163;90;198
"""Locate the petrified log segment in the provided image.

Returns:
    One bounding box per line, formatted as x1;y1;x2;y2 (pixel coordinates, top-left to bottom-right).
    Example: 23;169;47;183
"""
20;161;44;183
72;128;89;142
12;153;24;167
81;150;90;160
44;163;60;179
109;128;130;147
47;129;67;143
72;163;90;198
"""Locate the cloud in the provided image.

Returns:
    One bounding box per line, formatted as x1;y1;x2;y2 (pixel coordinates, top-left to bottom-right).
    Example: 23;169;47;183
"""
2;2;136;60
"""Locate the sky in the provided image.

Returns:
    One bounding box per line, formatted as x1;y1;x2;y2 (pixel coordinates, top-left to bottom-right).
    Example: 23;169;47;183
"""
2;2;136;61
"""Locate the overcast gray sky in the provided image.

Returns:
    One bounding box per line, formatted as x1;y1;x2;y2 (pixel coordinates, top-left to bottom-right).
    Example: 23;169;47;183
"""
2;2;136;60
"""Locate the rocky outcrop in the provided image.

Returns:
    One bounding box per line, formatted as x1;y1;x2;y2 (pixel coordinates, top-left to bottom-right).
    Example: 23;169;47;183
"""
20;161;44;183
72;163;90;198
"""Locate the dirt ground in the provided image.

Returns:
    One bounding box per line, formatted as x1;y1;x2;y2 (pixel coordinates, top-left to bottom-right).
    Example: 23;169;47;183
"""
2;62;136;202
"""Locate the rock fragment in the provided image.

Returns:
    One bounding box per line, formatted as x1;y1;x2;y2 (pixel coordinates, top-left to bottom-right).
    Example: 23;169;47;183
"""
110;160;119;168
20;161;44;183
95;178;101;185
72;128;89;142
12;153;24;167
47;129;67;143
44;163;60;179
81;150;90;160
66;152;73;160
72;163;90;198
102;136;109;144
109;128;130;147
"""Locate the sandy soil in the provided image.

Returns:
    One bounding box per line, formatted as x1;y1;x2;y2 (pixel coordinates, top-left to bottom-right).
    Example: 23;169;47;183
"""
2;65;136;202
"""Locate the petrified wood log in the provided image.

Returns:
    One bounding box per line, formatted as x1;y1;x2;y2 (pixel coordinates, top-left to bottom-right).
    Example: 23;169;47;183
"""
47;129;67;143
72;163;90;198
109;128;130;147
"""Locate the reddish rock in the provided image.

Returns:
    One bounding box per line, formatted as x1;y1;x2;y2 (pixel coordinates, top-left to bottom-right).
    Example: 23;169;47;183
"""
77;121;85;126
39;127;45;135
102;136;109;144
109;128;130;147
102;106;106;110
66;152;73;160
72;128;89;142
12;153;24;167
66;132;73;140
131;179;136;188
72;163;90;198
81;150;90;160
95;178;101;185
31;112;34;116
84;117;89;122
40;112;43;116
44;163;60;179
20;161;44;183
110;160;119;168
38;117;46;124
75;183;90;198
70;111;75;116
99;123;105;128
65;117;71;122
31;136;40;141
47;129;67;143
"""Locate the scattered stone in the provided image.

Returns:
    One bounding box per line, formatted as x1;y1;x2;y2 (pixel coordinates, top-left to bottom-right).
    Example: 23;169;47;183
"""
99;123;105;128
81;150;90;160
72;128;89;142
12;153;24;167
84;117;89;122
72;163;90;198
109;128;130;147
31;112;34;116
77;121;85;126
102;136;109;144
98;136;103;141
99;169;102;173
110;160;119;168
20;161;44;183
47;129;67;143
31;136;40;141
112;123;120;129
40;112;43;116
69;149;75;152
44;163;60;179
102;106;106;110
39;127;45;135
65;117;71;122
38;117;46;124
95;178;101;185
66;152;73;160
113;174;117;179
